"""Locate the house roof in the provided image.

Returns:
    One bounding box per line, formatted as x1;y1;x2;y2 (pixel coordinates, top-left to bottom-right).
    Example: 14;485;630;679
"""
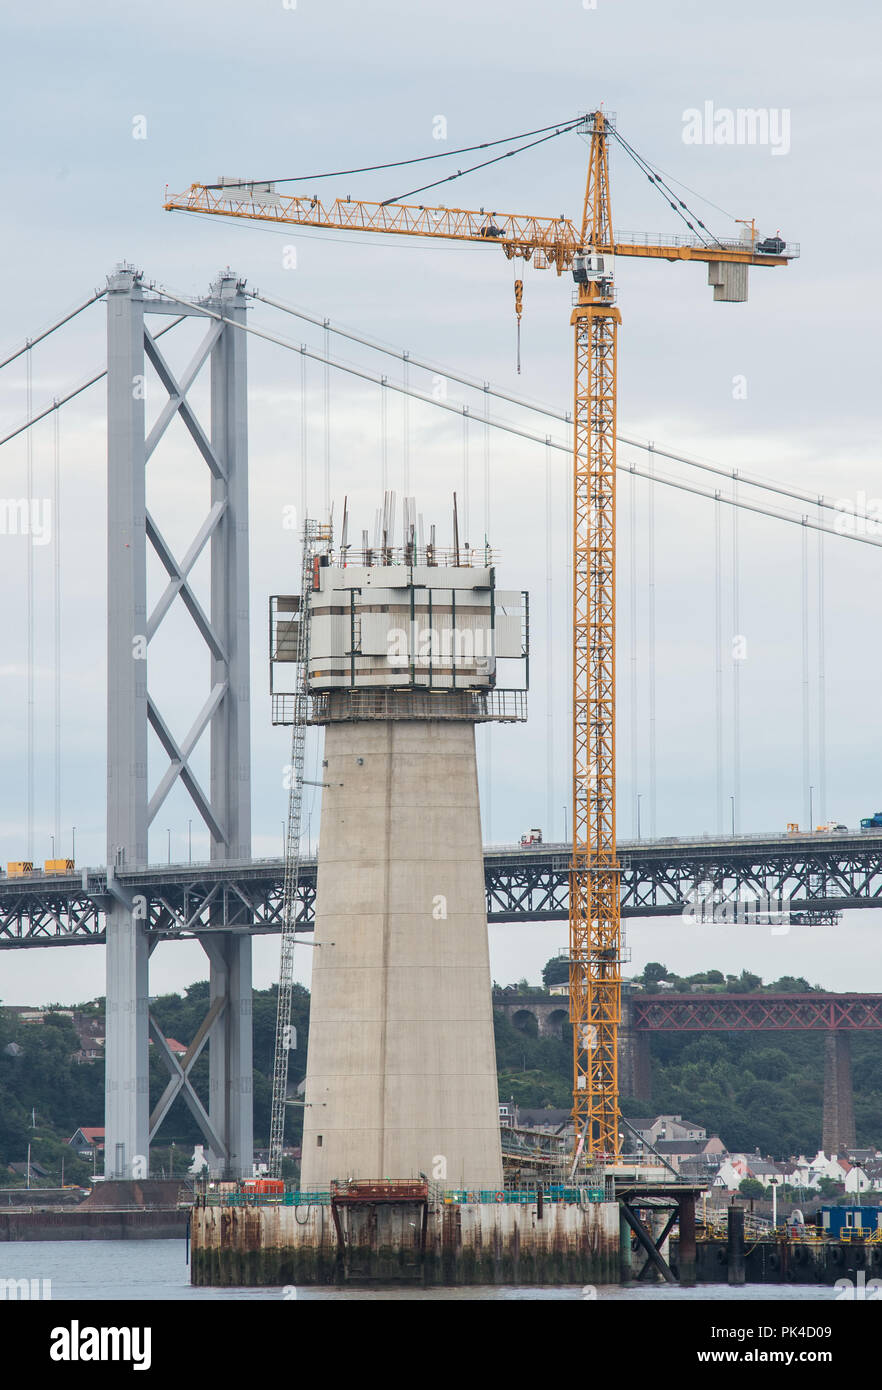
517;1109;571;1126
656;1140;706;1155
70;1127;105;1146
8;1160;50;1177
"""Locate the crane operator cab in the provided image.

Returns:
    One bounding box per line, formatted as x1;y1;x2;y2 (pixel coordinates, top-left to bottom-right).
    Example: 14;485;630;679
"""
572;252;612;284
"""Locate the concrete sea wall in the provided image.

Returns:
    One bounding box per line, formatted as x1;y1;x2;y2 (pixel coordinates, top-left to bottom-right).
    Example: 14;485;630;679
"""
192;1200;621;1286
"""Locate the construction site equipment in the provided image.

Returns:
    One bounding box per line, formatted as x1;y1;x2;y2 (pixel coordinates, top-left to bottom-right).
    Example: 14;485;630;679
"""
7;862;34;877
267;518;331;1178
167;110;795;1161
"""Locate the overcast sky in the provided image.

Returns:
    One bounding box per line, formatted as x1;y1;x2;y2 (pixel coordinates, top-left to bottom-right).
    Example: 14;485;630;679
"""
1;0;880;1004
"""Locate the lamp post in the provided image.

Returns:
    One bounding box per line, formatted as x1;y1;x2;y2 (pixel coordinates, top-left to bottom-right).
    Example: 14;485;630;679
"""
637;794;642;841
563;805;568;844
730;796;735;838
50;835;55;859
809;785;814;831
166;829;171;865
188;819;192;865
71;827;76;862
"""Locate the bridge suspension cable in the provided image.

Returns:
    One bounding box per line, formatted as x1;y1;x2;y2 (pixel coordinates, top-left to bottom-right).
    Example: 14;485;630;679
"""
1;288;879;563
0;316;186;450
0;285;862;539
147;284;882;554
0;289;107;372
246;290;851;521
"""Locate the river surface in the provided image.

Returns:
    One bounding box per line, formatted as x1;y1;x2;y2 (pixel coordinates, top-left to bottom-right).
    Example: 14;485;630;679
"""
0;1240;847;1300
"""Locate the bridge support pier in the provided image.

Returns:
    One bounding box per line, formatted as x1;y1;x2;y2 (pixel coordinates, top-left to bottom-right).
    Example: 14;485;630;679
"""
104;265;253;1180
822;1029;855;1157
204;932;253;1177
618;985;651;1103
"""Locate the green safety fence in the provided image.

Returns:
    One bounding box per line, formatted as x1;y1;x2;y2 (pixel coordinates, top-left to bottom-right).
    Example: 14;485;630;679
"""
210;1186;605;1208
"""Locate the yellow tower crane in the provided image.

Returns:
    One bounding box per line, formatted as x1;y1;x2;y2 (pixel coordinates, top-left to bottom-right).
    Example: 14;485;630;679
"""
166;111;796;1164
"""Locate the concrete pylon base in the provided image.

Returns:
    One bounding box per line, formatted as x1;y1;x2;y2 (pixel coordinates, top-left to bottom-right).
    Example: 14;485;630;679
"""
300;718;502;1190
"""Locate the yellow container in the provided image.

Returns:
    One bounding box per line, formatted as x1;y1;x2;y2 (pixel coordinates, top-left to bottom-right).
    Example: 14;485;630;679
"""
7;861;34;877
44;859;75;875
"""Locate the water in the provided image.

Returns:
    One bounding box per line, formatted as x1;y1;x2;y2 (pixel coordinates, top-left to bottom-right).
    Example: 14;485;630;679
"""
0;1241;846;1300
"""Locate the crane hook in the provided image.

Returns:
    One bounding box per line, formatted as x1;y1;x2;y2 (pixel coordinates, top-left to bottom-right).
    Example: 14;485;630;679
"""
514;278;524;374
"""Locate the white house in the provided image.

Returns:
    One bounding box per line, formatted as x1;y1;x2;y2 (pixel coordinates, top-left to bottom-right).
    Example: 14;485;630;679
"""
844;1165;874;1196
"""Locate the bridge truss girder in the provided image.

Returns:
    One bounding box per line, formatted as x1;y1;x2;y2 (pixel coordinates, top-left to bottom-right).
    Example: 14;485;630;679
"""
6;835;882;949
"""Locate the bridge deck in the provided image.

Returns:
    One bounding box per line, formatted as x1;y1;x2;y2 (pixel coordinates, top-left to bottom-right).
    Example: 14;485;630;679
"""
1;831;881;948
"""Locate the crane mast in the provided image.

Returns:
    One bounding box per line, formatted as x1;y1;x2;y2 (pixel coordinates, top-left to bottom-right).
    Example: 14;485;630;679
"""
569;112;622;1159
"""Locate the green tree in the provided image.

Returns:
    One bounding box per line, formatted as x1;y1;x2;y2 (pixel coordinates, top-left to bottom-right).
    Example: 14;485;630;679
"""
739;1178;764;1199
643;962;669;983
817;1177;843;1198
541;957;570;989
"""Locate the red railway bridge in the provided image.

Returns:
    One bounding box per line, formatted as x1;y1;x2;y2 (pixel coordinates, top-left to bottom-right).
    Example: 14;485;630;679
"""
494;990;882;1156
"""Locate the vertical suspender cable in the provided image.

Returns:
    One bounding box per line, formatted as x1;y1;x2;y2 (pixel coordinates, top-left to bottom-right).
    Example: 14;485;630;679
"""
323;321;330;518
300;350;308;527
545;437;554;836
714;492;723;835
483;386;491;549
26;344;34;861
484;385;492;839
817;500;827;826
403;353;410;498
54;405;61;850
648;442;656;839
732;479;741;835
462;408;470;553
629;467;638;837
380;376;388;496
801;518;811;828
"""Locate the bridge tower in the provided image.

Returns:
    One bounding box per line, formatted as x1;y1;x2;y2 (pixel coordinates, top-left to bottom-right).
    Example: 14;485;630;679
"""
104;265;253;1180
271;511;528;1189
